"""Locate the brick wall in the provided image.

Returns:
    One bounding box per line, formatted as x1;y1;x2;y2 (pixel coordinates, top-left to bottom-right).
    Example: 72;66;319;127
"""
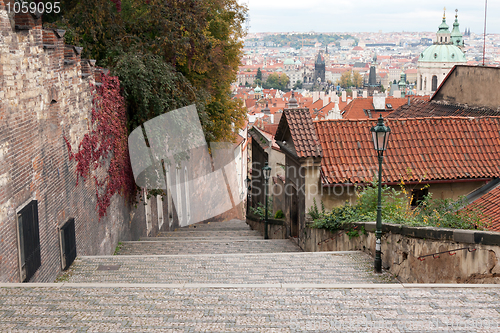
0;5;148;283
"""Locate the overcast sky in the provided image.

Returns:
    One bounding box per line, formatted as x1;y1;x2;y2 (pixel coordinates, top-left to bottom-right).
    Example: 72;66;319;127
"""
240;0;498;34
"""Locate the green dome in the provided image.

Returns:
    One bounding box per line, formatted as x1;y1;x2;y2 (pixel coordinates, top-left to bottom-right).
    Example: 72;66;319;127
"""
254;86;262;93
284;58;295;65
295;59;302;65
438;20;449;32
418;44;466;63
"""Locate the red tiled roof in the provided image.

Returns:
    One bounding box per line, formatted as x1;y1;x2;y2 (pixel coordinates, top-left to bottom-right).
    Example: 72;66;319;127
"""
263;123;279;136
315;117;500;185
276;108;323;159
341;97;408;120
388;98;500;119
467;183;500;232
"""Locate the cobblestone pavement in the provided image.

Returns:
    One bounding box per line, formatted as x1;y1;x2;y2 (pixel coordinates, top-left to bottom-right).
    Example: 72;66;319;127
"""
158;229;262;237
1;286;500;332
61;252;395;284
2;219;500;332
117;239;302;255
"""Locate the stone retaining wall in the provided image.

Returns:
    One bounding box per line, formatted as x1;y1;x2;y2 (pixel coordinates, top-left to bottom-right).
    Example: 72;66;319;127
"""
303;222;500;283
246;217;500;283
246;214;286;239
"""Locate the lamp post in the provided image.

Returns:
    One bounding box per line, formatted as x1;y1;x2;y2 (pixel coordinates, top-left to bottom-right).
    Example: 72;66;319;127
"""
263;162;271;239
370;115;391;273
245;176;251;215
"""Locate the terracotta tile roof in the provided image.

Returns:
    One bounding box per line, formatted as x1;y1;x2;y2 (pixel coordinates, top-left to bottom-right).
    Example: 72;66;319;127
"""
276;108;323;159
341;97;408;120
263;123;279;136
315;117;500;185
387;98;500;119
234;133;245;147
466;181;500;232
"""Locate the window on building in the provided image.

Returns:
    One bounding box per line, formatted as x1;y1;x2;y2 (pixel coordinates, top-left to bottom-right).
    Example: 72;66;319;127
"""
59;218;77;271
431;75;438;91
16;200;41;282
411;188;429;207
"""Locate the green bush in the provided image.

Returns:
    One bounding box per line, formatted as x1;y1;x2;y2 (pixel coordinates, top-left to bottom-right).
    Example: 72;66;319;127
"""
310;180;486;231
274;210;284;219
250;197;273;220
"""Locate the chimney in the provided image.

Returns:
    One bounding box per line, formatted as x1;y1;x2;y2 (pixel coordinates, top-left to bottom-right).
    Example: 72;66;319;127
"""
323;96;330;107
319;91;325;100
342;91;347;102
352;91;357;99
362;90;368;98
313;91;320;103
393;90;401;98
372;93;386;110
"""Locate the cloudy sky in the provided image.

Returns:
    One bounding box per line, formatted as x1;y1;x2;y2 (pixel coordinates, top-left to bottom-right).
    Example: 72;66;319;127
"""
241;0;498;34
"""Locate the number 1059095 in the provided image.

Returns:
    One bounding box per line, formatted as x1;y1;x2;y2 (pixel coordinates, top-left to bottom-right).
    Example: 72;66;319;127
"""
6;1;61;14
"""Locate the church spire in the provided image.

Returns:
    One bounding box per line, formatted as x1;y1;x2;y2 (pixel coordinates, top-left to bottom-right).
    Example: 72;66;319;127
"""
450;9;464;48
436;7;451;44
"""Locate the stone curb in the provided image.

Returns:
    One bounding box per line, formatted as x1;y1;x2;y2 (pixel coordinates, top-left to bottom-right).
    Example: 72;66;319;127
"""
125;239;288;244
80;251;360;259
352;222;500;245
1;283;500;289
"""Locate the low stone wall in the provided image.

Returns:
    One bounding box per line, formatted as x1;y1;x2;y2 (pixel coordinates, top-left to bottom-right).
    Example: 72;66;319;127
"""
302;222;500;284
246;214;286;239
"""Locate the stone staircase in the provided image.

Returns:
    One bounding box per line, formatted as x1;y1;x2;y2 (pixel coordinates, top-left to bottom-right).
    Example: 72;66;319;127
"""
2;219;499;332
64;219;394;284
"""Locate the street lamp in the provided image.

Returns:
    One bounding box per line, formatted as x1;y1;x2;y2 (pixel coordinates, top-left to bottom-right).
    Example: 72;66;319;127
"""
370;115;391;273
263;162;272;239
245;176;251;215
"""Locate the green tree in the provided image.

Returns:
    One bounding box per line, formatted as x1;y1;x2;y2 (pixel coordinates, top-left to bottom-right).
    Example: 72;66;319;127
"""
265;73;289;90
256;67;262;81
352;71;363;88
47;0;247;143
293;80;303;90
338;70;353;88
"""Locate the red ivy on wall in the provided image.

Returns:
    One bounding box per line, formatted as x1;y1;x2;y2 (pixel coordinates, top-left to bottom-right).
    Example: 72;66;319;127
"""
65;73;135;218
109;0;122;12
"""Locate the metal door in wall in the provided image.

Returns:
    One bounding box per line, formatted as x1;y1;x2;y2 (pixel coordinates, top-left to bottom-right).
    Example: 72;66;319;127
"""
60;218;77;270
17;200;41;282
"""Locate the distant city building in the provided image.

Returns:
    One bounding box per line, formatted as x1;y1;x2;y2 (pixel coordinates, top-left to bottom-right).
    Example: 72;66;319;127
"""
416;9;466;95
313;51;326;83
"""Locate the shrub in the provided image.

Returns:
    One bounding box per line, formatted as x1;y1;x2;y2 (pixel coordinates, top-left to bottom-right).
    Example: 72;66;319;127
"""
274;210;284;219
250;197;273;220
310;180;486;231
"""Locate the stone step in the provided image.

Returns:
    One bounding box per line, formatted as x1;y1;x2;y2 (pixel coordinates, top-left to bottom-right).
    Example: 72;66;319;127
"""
1;285;498;332
117;239;300;255
61;251;396;284
174;220;252;231
140;236;263;242
156;230;261;238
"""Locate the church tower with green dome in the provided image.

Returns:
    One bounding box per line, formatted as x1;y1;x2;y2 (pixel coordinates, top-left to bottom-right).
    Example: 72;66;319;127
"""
450;9;464;48
416;8;466;96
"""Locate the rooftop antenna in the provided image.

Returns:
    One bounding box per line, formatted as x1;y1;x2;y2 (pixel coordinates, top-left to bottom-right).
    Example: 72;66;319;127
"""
483;0;487;66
